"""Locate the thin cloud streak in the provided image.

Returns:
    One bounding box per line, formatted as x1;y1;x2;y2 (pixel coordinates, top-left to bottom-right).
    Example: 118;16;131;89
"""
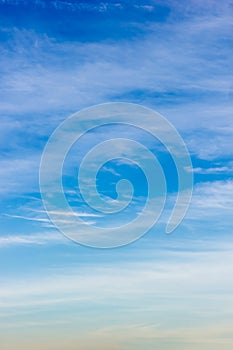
0;232;65;247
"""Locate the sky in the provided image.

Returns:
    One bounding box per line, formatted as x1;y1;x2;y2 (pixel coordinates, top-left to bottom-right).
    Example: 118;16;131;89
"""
0;0;233;349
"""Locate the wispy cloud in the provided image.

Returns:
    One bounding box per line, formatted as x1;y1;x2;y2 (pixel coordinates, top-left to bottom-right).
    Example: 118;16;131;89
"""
3;210;100;230
0;7;231;115
0;6;231;175
187;163;233;174
0;232;64;247
1;240;233;317
192;179;233;210
0;2;231;206
0;2;232;349
0;1;157;13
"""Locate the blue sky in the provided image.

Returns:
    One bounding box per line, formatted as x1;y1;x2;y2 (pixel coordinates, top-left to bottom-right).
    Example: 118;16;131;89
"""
0;0;233;349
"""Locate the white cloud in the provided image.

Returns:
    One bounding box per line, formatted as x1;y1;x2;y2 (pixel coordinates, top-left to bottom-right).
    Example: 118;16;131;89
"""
0;156;40;194
0;6;231;204
0;9;231;117
192;179;233;210
0;7;231;166
0;232;65;247
187;164;233;174
1;236;233;301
